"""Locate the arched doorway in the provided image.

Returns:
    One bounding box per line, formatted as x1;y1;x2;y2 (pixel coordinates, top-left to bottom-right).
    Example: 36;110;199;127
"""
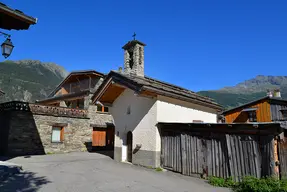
127;131;133;162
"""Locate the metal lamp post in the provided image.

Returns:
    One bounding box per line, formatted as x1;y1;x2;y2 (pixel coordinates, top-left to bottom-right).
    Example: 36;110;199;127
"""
0;32;14;59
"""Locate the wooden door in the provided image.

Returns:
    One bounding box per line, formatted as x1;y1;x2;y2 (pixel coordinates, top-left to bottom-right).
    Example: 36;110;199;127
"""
127;131;133;162
92;128;106;147
106;127;115;147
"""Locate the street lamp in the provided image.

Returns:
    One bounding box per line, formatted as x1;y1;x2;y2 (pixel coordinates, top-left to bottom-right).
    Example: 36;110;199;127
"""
0;32;14;59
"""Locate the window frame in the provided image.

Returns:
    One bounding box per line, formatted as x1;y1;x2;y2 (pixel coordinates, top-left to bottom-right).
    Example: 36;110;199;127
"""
281;110;287;120
247;111;257;122
51;126;64;143
96;105;109;113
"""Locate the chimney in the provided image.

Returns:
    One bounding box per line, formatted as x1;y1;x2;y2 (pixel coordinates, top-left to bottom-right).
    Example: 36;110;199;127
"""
267;89;273;97
118;67;122;73
273;89;281;98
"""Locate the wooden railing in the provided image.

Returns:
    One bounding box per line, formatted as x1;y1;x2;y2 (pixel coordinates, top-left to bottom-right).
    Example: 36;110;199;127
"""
0;101;88;118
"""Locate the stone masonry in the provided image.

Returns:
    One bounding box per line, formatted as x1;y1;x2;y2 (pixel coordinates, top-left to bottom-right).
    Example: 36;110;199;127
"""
0;101;113;156
123;40;145;77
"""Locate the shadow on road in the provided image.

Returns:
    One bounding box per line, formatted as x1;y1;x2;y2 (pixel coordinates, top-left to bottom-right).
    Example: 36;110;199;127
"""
0;171;50;192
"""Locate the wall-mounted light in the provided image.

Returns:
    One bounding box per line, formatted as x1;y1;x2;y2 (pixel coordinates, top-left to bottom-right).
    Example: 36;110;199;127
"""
0;32;14;59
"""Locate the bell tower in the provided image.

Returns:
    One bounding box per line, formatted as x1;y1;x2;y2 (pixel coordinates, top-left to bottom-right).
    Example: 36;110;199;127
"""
122;34;146;77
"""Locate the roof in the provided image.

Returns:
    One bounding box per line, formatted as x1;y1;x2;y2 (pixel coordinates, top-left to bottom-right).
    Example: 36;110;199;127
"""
92;71;222;110
0;3;37;30
37;90;90;104
222;96;287;115
122;40;146;49
157;122;283;134
48;70;105;97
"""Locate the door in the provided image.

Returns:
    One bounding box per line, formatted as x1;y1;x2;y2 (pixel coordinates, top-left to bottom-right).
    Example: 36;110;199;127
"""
92;128;106;147
106;126;115;148
127;131;133;162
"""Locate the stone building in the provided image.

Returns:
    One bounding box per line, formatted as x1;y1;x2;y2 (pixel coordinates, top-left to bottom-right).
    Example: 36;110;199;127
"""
0;38;222;169
0;70;114;156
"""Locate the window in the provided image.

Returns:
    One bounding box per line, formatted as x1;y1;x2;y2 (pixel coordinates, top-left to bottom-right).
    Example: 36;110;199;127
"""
104;106;109;112
96;105;109;112
247;111;257;122
51;127;64;143
281;110;287;120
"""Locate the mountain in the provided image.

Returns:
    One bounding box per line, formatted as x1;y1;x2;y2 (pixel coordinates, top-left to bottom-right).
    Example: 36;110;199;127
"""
0;60;67;103
198;75;287;110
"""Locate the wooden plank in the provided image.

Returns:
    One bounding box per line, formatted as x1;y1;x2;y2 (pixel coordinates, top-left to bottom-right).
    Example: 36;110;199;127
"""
207;139;212;177
166;136;171;167
270;138;275;176
218;138;223;178
223;140;228;178
221;138;226;178
215;138;219;177
196;136;199;174
179;134;181;173
245;136;252;175
231;135;239;181
226;134;235;180
211;138;215;176
235;135;242;180
261;136;267;177
181;134;187;175
238;135;245;178
247;139;255;177
197;137;203;174
191;136;195;173
187;134;191;176
252;137;260;178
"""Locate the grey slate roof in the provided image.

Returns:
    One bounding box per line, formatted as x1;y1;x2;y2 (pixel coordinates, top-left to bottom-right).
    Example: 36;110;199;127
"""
93;71;222;110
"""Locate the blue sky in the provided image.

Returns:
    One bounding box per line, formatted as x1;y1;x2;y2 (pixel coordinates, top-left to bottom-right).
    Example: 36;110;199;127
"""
2;0;287;91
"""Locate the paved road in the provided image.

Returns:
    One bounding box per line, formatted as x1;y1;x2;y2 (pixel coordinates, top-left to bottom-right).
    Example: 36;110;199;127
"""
0;152;230;192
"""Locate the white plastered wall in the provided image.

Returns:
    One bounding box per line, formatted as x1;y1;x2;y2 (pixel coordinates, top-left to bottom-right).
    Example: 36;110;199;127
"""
156;95;218;123
111;89;158;165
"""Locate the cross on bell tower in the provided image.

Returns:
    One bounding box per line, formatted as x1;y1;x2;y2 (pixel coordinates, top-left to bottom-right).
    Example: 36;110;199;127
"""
122;34;146;77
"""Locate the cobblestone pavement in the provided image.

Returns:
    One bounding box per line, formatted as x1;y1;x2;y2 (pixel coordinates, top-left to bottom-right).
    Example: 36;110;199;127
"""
0;152;230;192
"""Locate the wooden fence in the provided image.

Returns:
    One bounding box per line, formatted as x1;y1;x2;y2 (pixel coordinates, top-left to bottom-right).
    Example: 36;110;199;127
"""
278;138;287;179
160;123;280;181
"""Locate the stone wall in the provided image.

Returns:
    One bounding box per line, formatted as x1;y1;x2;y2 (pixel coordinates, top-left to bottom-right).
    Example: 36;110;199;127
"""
33;114;91;154
1;101;114;156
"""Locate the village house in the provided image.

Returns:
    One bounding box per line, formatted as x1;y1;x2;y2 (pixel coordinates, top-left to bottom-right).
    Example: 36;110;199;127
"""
0;38;222;168
222;89;287;125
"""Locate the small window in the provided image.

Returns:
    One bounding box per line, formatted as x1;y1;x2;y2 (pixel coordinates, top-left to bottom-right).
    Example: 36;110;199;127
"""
247;111;257;122
104;106;109;112
281;110;287;120
284;130;287;137
127;106;131;115
51;127;64;143
97;105;109;112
